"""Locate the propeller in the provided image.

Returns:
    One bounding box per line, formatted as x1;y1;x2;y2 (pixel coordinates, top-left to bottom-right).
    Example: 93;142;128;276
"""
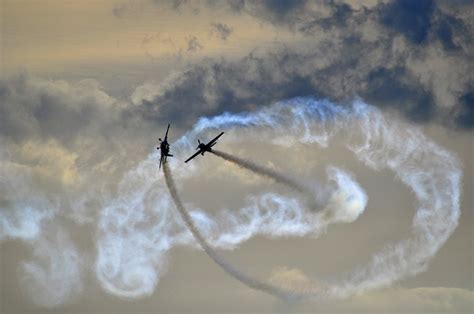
196;139;201;150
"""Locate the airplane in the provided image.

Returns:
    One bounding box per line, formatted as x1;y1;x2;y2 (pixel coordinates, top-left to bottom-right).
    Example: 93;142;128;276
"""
157;123;173;169
184;132;224;163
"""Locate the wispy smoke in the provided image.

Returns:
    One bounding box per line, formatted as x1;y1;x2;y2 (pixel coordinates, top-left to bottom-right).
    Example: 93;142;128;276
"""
164;162;306;300
0;97;461;306
20;226;83;308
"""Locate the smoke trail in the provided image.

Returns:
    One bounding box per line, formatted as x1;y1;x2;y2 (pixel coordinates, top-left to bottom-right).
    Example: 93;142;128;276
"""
211;149;308;194
163;162;308;300
210;149;330;210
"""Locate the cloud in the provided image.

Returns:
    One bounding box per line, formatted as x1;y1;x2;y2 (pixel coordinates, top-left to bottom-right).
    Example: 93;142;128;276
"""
379;0;435;44
269;266;321;293
363;66;436;122
332;287;474;312
268;264;474;312
0;74;168;241
131;41;470;129
140;0;472;129
0;75;121;144
454;90;474;128
269;266;473;312
210;22;233;40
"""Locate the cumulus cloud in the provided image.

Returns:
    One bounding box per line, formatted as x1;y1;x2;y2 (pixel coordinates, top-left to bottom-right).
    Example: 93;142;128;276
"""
0;75;121;144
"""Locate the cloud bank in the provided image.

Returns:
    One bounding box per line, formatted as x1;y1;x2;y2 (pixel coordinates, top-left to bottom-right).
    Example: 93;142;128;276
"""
127;0;473;130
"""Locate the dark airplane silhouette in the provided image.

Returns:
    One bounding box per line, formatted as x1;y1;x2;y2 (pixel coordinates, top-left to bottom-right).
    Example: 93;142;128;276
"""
157;124;173;169
184;132;224;163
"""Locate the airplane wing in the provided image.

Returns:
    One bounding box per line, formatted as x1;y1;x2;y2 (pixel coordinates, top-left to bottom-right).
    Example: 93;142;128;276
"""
159;155;163;169
184;150;202;163
206;132;224;146
164;124;170;141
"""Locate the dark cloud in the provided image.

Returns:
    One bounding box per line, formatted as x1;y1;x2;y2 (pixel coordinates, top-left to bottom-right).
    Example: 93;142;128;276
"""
210;22;233;40
132;50;440;129
454;90;474;129
257;0;307;21
129;52;321;128
379;0;435;44
434;13;471;52
363;67;436;122
132;0;472;130
319;1;353;30
0;74;160;175
0;75;95;144
3;0;471;150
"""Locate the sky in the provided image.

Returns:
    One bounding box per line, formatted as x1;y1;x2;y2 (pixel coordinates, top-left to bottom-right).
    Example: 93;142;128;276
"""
0;0;473;313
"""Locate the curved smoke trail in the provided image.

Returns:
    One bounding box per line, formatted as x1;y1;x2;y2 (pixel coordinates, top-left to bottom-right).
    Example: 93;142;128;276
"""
163;162;308;300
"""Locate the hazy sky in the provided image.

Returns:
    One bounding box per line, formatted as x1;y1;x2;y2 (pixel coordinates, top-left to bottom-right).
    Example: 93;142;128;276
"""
1;1;473;313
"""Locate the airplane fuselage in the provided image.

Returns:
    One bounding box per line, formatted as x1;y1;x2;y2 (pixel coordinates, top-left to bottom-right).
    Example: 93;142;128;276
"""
157;123;173;169
160;140;171;156
197;143;211;155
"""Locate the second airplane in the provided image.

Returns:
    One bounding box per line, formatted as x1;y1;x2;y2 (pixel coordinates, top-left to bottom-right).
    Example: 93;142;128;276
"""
184;132;224;163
